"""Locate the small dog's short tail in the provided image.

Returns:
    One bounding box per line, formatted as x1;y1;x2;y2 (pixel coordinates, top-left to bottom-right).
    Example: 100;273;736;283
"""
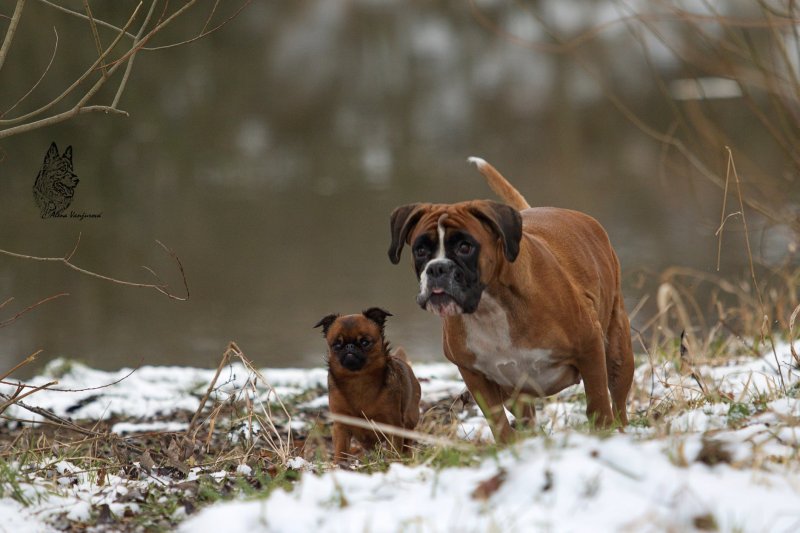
392;346;410;364
468;157;530;211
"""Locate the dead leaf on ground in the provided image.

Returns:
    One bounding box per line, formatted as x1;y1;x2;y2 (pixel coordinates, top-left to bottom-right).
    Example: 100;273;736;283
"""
471;469;506;501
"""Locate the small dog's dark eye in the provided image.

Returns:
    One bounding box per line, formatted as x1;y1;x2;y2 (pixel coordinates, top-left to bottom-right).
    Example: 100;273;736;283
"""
360;339;371;348
457;242;473;255
332;342;343;350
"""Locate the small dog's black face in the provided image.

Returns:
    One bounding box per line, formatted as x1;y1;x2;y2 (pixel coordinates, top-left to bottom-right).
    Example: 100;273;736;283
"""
315;308;391;372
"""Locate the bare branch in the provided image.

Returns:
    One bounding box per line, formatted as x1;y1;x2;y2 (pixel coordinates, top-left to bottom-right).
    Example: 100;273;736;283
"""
1;360;142;393
0;293;69;329
35;0;137;39
1;0;248;138
113;0;159;109
0;380;57;415
82;0;108;77
0;103;127;138
79;105;128;116
144;0;251;52
201;0;221;34
0;238;189;301
0;2;141;130
64;232;81;262
103;0;202;71
0;350;41;382
469;1;790;228
0;0;26;72
0;26;58;119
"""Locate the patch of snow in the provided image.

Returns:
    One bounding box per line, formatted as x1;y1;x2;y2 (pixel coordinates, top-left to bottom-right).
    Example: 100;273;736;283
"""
181;432;800;533
111;421;189;434
286;457;312;471
0;498;51;532
298;394;329;410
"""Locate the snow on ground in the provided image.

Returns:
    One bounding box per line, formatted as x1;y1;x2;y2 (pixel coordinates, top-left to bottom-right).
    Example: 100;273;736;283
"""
1;343;799;531
180;432;800;533
1;361;328;422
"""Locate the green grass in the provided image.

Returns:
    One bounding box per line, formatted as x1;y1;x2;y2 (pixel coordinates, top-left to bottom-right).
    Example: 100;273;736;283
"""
0;459;31;506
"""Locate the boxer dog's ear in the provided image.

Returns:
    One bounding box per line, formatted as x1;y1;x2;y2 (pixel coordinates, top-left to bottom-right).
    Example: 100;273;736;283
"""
362;307;392;335
313;314;339;336
388;204;425;264
469;201;523;262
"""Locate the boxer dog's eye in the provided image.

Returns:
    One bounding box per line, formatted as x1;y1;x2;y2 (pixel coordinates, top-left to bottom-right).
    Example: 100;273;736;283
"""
457;242;474;256
414;246;429;259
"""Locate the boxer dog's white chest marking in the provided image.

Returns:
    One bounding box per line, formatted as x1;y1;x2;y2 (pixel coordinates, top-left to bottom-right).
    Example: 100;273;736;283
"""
463;294;573;395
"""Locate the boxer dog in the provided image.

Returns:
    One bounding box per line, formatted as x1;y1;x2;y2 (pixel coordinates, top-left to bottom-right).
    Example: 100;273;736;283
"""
388;158;634;443
315;308;421;461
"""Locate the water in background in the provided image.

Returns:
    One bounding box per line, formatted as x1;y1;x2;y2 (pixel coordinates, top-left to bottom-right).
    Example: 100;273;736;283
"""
0;2;795;374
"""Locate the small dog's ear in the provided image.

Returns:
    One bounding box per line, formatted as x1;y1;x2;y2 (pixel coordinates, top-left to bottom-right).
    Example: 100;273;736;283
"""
44;142;59;165
469;201;523;262
362;307;392;334
388;204;425;264
313;314;339;336
63;146;73;162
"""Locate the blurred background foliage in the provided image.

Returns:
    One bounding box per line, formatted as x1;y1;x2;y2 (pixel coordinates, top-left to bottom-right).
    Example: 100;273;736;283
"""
0;0;798;373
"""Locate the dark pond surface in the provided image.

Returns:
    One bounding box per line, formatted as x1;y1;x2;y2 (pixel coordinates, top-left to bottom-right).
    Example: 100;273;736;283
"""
1;1;797;375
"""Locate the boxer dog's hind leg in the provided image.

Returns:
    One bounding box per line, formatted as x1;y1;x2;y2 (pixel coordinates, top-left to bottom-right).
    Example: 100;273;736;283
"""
576;325;615;429
605;304;634;425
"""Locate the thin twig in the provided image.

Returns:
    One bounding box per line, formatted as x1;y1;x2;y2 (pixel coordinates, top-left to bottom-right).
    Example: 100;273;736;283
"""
0;0;26;72
0;380;57;415
0;350;41;382
0;26;58;119
183;345;231;443
102;0;200;70
144;0;251;52
716;147;733;272
467;1;790;227
328;413;472;450
112;0;158;109
725;148;763;309
35;0;137;39
0;237;189;300
0;293;69;328
0;390;145;455
0;3;141;135
0;2;140;126
1;361;142;393
82;0;107;76
726;147;786;394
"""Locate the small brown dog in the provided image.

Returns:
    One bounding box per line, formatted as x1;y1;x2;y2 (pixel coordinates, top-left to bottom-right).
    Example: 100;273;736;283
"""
315;308;421;462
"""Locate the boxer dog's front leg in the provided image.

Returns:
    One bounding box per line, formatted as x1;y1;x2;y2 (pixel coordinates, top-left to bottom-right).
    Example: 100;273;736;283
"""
457;365;513;444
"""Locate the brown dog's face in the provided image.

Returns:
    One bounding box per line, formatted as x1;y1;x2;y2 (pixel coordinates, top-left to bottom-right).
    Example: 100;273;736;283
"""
388;201;522;317
315;308;391;372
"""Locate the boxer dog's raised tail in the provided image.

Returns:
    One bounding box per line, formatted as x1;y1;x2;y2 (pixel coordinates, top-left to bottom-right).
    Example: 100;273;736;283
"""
468;156;530;211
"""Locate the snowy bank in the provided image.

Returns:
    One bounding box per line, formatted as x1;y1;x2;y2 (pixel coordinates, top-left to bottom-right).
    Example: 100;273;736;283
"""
0;343;798;532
